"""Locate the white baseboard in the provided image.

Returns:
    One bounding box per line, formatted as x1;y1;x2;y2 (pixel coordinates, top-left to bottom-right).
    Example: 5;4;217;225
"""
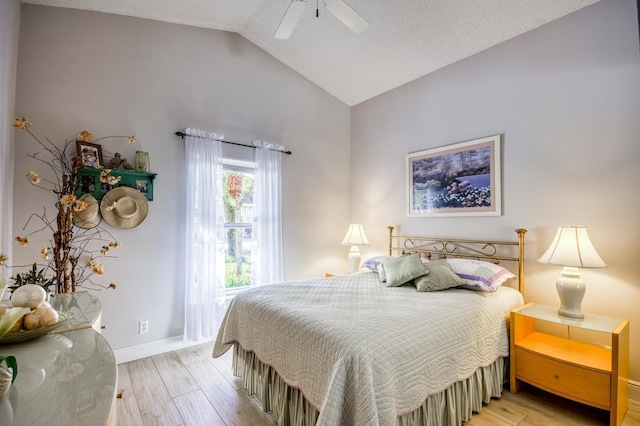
114;335;215;364
630;379;640;403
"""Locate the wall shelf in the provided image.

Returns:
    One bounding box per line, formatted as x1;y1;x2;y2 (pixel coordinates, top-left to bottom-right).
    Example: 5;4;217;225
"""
75;167;157;201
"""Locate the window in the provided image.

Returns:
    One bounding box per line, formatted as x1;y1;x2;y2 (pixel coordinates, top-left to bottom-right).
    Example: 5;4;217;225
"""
222;160;255;292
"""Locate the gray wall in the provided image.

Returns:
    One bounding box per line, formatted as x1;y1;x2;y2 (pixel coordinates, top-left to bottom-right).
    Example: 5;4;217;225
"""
0;0;20;274
13;5;351;350
351;0;640;384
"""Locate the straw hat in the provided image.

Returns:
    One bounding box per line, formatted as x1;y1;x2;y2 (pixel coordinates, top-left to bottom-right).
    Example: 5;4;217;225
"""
100;187;148;229
73;194;101;229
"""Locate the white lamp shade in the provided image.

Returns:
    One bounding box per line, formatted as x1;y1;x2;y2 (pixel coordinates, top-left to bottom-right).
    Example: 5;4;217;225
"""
341;224;370;246
538;225;606;319
537;226;606;268
341;224;369;273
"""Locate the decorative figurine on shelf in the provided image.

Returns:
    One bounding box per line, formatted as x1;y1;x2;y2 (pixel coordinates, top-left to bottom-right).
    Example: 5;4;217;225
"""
106;153;134;170
106;153;123;169
122;157;134;170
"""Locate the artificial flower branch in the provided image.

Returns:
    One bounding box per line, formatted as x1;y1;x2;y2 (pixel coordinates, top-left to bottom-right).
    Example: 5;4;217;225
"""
1;115;135;293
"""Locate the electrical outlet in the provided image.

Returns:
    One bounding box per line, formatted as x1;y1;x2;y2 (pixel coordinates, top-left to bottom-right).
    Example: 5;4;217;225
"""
138;320;149;334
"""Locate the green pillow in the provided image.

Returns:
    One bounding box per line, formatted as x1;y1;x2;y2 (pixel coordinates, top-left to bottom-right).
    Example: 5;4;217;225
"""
414;259;465;292
382;253;427;287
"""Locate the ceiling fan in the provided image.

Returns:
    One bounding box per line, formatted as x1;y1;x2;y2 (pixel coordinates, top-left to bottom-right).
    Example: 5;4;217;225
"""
275;0;369;40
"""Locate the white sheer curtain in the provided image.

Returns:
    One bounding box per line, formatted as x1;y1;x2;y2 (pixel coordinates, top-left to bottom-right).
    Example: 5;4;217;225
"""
250;141;285;286
184;128;227;341
0;0;19;283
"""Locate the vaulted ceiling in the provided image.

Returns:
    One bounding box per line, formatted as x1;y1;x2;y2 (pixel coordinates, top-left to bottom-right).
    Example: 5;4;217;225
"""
22;0;601;106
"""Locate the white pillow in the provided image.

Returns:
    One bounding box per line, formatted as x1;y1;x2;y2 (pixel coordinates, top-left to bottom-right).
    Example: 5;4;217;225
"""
446;258;516;292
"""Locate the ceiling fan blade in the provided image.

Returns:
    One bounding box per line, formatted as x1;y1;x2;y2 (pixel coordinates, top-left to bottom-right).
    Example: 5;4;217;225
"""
275;0;308;39
324;0;369;34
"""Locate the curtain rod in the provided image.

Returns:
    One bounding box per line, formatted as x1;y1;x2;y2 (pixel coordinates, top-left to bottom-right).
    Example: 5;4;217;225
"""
175;131;292;155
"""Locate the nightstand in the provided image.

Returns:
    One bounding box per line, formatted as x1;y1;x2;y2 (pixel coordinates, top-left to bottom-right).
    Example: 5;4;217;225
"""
510;303;629;426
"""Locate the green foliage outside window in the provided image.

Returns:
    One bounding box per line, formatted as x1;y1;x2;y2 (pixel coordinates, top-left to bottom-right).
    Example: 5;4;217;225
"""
225;258;251;288
223;169;254;289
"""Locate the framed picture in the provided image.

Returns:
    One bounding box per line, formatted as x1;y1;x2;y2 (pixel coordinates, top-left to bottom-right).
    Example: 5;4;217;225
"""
76;141;104;168
407;134;502;217
136;179;148;194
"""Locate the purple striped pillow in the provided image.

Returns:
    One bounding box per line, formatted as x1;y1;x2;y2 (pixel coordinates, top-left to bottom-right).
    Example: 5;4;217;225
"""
445;258;516;292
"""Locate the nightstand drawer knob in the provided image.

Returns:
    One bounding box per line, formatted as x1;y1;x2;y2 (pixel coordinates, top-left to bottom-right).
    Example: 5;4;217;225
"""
554;374;560;380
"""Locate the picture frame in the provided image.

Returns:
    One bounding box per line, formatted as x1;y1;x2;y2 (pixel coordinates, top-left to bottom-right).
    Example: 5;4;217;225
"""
76;141;104;168
407;134;502;217
135;179;148;194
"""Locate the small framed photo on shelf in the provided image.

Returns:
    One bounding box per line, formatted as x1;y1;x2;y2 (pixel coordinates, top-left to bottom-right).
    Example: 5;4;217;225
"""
136;179;148;194
76;141;104;168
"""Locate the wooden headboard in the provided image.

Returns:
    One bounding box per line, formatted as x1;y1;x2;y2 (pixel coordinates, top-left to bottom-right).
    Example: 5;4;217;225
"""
388;226;527;297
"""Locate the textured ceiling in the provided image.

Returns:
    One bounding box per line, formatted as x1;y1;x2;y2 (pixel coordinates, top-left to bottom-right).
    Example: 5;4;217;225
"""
22;0;601;106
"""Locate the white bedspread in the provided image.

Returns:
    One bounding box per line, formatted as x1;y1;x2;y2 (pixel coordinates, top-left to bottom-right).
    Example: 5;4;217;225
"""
213;272;523;426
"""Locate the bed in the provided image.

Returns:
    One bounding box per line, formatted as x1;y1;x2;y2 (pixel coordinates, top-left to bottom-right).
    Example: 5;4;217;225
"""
213;227;527;425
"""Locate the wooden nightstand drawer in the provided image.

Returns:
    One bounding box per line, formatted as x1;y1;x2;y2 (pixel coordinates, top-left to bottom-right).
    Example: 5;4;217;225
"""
515;347;611;409
511;304;629;426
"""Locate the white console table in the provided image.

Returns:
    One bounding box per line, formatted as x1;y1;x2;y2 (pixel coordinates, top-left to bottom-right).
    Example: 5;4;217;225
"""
0;292;117;425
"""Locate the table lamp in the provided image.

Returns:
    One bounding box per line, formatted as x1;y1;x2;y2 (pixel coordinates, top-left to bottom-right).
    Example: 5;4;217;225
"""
341;224;370;273
537;225;607;318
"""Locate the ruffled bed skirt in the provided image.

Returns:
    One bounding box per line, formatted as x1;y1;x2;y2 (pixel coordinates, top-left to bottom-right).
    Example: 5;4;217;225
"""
232;343;505;426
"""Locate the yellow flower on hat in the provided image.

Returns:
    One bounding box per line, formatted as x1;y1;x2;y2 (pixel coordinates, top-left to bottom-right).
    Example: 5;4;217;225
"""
73;201;88;212
15;236;28;246
26;171;41;185
106;201;117;211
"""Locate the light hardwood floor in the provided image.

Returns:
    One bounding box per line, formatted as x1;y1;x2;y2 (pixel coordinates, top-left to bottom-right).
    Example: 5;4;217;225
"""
117;343;640;426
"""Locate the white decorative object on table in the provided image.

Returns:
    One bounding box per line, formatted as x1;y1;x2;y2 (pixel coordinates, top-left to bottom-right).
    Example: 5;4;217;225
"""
0;366;12;397
0;355;17;397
